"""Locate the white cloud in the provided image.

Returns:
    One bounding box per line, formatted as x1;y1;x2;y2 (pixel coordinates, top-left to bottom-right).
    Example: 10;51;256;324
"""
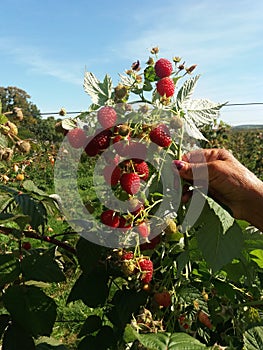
0;37;84;85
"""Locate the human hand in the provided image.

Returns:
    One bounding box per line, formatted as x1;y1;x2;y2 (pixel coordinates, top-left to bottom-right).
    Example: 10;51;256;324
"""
173;148;263;231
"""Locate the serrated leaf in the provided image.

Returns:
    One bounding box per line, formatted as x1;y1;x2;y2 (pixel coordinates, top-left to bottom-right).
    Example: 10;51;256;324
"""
76;237;103;274
3;285;57;337
194;199;243;271
243;326;263;350
83;71;112;105
133;330;210;349
61;118;75;130
21;248;65;283
176;75;200;110
183;117;208;140
184;99;225;126
22;180;49;197
206;197;234;234
36;336;69;349
0;253;20;285
0;133;8;148
250;249;263;268
2;324;35;350
67;266;109;307
14;193;47;231
78;315;102;338
0;113;8;125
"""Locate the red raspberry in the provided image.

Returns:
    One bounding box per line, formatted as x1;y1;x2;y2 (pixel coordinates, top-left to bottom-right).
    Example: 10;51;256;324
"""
97;106;117;129
149;124;172;147
67;128;87;148
118;216;132;232
22;241;31;250
138;258;153;284
113;135;131;156
121;251;134;260
85;135;100;157
140;234;161;251
154;291;172;307
134;161;149;181
120;173;141;195
137;221;150;238
156;77;175;97
103;164;121;186
100;209;120;228
154;58;173;78
85;129;112;156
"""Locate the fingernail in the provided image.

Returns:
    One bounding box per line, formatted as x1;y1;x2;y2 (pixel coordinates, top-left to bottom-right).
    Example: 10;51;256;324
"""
173;160;185;170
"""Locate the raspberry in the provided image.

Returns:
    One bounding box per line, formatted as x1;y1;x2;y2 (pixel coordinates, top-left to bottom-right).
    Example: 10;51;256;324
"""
113;135;131;156
149;124;172;147
156;77;175;97
97;106;117;129
120;173;141;195
138;258;153;284
121;251;134;260
67;128;87;148
118;216;132;231
154;58;173;78
85;129;112;156
154;291;172;307
100;209;120;228
103;164;121;186
22;241;31;250
140;234;161;251
134;161;149;181
137;221;150;238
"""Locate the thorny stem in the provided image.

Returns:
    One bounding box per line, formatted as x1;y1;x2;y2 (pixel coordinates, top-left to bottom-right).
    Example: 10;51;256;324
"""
0;225;76;255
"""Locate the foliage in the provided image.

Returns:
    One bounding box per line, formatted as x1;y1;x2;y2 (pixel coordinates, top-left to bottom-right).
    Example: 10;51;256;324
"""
0;48;262;350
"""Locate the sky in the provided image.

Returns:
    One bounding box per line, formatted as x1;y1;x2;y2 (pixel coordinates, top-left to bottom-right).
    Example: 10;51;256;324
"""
0;0;263;126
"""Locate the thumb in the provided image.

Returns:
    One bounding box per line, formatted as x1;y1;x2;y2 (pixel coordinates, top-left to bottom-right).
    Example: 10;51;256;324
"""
173;160;209;181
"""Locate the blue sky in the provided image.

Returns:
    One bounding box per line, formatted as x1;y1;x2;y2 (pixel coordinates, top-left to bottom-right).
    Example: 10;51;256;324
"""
0;0;263;125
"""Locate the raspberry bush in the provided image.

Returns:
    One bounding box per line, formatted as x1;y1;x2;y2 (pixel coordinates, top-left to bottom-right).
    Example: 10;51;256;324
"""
0;48;262;349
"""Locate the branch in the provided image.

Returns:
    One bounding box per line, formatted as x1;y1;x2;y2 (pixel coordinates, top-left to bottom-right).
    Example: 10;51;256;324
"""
0;225;76;255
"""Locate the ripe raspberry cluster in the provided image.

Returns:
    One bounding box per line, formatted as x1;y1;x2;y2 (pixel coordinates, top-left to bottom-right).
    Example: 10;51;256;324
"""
154;58;175;98
65;104;179;246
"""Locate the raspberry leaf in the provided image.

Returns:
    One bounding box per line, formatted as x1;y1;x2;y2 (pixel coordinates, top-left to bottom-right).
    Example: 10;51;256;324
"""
83;72;112;105
176;75;200;110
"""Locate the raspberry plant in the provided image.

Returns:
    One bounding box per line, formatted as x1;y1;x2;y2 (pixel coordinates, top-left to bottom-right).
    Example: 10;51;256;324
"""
0;48;262;349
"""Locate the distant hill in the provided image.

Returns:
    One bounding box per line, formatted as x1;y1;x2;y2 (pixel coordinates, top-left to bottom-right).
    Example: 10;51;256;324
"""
231;124;263;130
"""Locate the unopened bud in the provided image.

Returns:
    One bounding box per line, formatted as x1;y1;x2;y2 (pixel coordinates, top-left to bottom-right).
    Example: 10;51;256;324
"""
150;47;159;54
131;60;140;71
114;84;128;100
13;107;23;121
186;64;197;74
146;57;154;66
173;56;181;63
59;107;67;116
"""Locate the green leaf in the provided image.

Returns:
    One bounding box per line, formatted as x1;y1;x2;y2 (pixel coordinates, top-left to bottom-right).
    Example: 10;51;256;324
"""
0;113;8;125
206;197;234;234
78;315;102;338
14;193;47;231
176;75;200;110
250;249;263;268
185;99;225;126
22;180;49;197
133;330;209;350
76;237;103;274
36;336;69;349
21;248;65;283
107;289;148;329
78;335;97;350
3;285;57;337
144;66;157;82
0;254;20;285
83;72;112;105
0;133;8;148
0;314;11;338
243;326;263;350
2;324;35;350
194;200;244;271
61;118;76;130
67;266;109;307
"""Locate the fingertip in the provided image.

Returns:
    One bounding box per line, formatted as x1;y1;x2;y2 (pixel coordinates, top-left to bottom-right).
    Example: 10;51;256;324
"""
172;160;185;171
